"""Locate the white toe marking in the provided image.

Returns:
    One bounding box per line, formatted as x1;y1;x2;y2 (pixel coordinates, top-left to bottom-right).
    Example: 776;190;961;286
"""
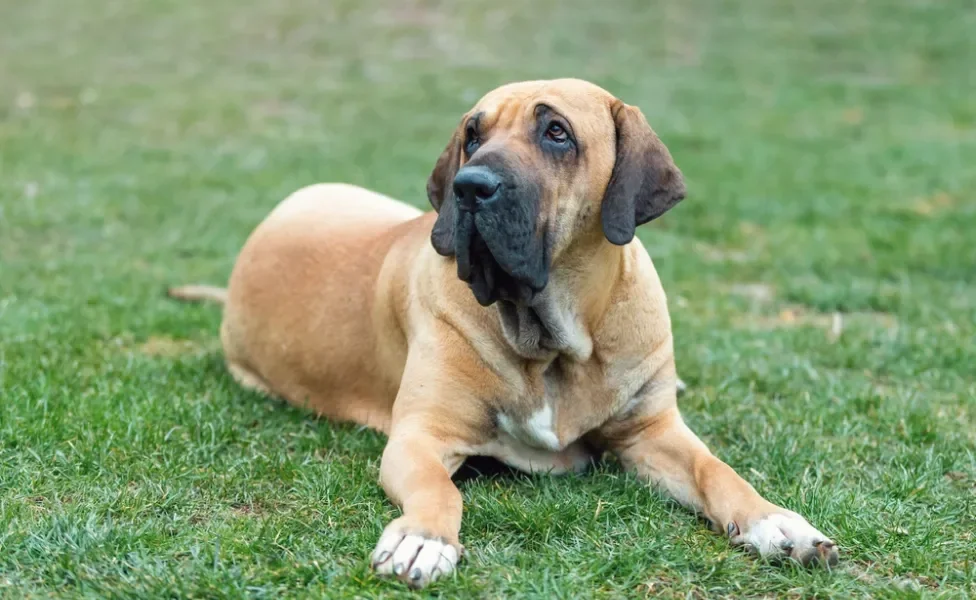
408;540;458;586
371;531;459;587
734;512;830;558
767;512;824;540
371;529;404;575
374;558;395;576
742;518;789;556
391;535;425;575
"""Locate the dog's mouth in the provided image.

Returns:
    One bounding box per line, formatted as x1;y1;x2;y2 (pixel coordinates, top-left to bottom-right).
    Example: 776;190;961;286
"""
454;208;546;307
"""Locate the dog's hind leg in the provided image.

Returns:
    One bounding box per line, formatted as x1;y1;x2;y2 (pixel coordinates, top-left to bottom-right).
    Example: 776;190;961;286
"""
168;284;265;394
227;362;273;396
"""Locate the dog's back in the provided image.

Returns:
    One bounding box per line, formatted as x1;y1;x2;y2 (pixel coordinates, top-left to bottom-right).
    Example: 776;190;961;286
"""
219;183;423;432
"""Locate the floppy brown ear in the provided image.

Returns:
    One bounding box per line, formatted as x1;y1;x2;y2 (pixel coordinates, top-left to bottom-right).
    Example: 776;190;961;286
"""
427;122;463;256
601;101;686;245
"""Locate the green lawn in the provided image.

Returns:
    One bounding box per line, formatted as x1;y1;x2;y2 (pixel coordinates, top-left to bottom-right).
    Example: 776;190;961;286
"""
2;0;975;597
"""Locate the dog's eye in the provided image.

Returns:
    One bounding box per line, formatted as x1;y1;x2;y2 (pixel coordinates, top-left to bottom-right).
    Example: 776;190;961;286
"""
545;122;568;143
465;127;480;154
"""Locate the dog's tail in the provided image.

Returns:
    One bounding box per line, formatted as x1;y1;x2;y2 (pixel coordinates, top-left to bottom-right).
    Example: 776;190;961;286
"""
167;284;228;305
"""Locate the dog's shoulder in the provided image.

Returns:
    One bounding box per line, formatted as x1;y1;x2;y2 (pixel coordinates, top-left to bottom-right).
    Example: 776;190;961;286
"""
596;240;671;351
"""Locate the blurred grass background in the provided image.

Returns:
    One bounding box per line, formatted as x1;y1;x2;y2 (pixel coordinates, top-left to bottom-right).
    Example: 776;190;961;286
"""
1;0;974;597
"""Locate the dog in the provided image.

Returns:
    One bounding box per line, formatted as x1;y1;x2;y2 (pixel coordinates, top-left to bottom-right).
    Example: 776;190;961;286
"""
169;78;838;588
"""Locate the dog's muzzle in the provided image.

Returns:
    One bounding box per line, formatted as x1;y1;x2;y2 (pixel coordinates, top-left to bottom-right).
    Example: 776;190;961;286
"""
451;165;548;307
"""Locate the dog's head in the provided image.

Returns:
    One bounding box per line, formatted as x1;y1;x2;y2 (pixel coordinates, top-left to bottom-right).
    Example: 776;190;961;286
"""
427;79;685;307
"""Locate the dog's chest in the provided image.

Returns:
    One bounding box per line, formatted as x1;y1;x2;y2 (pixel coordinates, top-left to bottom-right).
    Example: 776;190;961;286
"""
496;404;561;451
493;358;623;453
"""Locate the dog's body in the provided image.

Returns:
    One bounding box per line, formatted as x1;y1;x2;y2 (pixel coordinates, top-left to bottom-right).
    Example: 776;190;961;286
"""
213;181;670;474
171;79;838;588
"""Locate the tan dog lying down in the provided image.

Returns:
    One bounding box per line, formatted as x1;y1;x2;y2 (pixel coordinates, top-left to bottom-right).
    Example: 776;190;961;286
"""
170;79;838;588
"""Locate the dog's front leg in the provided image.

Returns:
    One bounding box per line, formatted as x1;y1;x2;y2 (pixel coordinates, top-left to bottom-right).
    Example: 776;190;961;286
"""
371;422;465;588
369;338;493;588
601;402;839;567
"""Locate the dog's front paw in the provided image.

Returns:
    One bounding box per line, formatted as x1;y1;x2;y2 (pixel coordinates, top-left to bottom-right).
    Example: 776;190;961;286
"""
728;510;839;567
371;518;461;589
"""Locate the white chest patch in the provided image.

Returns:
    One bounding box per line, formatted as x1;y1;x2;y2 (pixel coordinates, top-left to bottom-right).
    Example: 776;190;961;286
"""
497;404;562;451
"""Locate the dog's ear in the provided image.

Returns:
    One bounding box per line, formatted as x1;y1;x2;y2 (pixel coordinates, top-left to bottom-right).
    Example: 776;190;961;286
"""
601;101;686;245
427;121;464;256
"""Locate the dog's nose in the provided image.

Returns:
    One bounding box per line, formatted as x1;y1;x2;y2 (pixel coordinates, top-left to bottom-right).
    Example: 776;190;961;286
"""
453;166;501;211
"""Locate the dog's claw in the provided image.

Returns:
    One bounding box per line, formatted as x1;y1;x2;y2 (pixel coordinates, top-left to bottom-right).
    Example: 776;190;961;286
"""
727;521;739;537
813;540;839;567
730;513;838;568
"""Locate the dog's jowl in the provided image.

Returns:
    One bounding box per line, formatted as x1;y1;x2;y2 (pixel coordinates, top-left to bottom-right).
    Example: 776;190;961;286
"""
170;79;838;589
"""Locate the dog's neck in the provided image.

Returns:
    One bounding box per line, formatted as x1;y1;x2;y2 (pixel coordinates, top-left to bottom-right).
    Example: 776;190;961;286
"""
496;238;624;362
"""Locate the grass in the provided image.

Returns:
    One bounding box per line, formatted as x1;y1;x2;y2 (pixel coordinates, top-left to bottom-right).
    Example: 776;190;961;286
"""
1;0;975;597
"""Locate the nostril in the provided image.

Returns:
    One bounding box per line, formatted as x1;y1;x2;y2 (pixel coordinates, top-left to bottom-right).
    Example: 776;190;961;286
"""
473;180;499;200
453;167;501;207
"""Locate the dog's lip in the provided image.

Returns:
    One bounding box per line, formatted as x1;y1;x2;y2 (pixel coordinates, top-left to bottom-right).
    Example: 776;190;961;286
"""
453;211;544;306
454;209;476;282
457;195;478;214
460;213;547;287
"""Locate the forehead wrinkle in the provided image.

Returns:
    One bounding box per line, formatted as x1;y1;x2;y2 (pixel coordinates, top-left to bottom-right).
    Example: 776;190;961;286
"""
550;96;614;155
492;97;526;131
476;87;541;125
471;85;616;161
